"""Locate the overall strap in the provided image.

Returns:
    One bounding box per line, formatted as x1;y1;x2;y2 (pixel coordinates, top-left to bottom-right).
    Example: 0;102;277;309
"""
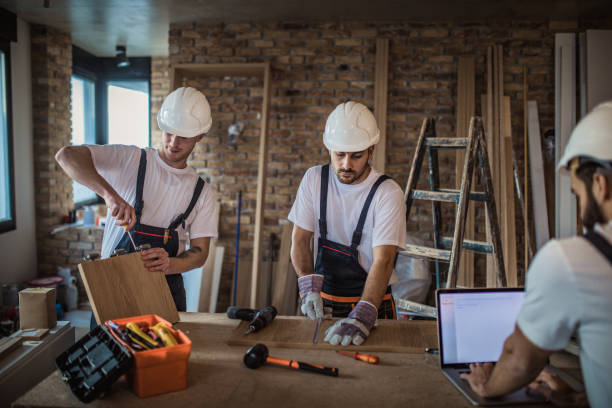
351;175;390;248
134;149;147;223
168;177;205;231
319;164;330;240
583;230;612;267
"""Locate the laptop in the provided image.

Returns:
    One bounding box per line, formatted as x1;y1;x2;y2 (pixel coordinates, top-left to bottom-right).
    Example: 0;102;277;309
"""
436;288;547;406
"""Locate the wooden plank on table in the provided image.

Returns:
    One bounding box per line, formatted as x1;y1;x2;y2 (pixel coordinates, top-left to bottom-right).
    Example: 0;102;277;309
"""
209;246;224;312
456;57;475;288
555;33;577;240
271;221;297;315
0;337;22;360
502;96;517;286
79;253;179;324
527;101;551;250
373;38;389;173
227;316;438;353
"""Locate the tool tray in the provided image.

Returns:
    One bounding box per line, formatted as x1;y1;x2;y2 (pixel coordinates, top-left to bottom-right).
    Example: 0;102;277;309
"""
55;324;133;403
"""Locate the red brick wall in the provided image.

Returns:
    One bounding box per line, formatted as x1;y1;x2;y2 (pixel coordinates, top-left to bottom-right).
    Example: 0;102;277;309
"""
150;20;611;305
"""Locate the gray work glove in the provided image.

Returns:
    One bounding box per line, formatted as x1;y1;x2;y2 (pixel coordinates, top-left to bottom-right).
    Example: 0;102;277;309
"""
298;274;325;320
324;300;377;346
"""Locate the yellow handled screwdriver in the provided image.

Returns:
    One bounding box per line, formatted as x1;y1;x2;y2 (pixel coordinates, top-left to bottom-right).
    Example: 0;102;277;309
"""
124;226;137;251
336;350;380;364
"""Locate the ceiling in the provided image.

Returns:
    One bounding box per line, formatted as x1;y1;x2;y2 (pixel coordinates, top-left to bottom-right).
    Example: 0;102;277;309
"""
0;0;610;57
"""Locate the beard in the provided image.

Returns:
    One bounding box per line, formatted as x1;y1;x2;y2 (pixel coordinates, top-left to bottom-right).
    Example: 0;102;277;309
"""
335;164;370;185
582;187;606;231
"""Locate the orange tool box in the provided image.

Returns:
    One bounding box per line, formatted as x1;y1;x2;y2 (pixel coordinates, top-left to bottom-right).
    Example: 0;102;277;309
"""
109;314;191;398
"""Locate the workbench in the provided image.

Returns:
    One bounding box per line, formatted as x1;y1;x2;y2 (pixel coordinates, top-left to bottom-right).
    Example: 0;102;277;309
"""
13;313;551;408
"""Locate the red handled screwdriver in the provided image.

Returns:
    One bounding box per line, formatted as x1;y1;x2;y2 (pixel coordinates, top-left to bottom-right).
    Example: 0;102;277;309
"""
336;350;380;364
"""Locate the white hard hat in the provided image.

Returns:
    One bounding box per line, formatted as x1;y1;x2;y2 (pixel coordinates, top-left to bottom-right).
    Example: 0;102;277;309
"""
323;101;380;152
557;100;612;172
157;87;212;138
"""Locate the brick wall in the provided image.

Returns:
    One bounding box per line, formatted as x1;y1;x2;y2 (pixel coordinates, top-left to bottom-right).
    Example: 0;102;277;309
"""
150;20;612;306
31;25;101;301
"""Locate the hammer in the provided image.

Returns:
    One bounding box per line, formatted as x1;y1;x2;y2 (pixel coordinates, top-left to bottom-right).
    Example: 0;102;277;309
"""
243;344;339;377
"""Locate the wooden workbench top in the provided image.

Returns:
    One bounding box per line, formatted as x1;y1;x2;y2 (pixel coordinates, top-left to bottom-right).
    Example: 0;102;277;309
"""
12;313;544;408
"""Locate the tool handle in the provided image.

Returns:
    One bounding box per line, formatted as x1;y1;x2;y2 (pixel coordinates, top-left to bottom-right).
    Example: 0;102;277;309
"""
354;352;379;364
297;361;339;377
266;356;339;377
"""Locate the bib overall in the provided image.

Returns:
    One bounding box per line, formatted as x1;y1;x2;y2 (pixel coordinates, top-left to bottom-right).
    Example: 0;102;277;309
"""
315;164;396;319
114;149;204;312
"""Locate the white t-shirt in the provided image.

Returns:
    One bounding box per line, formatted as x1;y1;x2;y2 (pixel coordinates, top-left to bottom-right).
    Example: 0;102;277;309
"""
517;221;612;408
87;145;218;259
288;165;406;283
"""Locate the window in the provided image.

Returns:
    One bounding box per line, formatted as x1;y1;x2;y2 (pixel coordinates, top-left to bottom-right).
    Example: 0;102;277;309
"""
70;46;151;207
107;80;149;147
0;43;15;233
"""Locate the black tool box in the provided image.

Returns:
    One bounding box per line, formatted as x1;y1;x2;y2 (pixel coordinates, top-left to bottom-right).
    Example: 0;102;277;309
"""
55;324;133;403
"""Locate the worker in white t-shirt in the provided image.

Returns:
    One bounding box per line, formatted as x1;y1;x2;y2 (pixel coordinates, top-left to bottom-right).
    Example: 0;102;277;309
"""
56;87;218;315
289;101;407;347
461;101;612;408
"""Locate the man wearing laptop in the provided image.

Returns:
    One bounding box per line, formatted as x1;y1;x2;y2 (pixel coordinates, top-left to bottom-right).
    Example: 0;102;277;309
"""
461;101;612;407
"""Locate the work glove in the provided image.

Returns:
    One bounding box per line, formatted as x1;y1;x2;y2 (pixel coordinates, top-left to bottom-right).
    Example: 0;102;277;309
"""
324;300;377;346
298;274;325;320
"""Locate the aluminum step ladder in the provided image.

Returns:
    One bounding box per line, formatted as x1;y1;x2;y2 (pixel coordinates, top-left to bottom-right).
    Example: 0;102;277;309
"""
402;117;506;288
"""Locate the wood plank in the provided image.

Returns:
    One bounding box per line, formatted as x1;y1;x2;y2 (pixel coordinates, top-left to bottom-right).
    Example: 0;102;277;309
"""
400;245;451;262
78;253;179;324
271;221;297;315
251;62;272;308
455;57;476;288
226;316;438;353
527;101;551;250
555;33;577;240
197;238;217;312
209;246;224;312
502;97;517;286
524;65;530;270
0;337;22;360
232;256;252;307
372;38;389;173
485;46;496;286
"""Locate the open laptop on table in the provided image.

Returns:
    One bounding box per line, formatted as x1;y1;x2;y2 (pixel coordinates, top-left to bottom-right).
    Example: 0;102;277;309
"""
436;288;547;406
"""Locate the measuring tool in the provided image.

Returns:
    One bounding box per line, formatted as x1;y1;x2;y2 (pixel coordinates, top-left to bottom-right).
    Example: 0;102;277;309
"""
312;317;322;344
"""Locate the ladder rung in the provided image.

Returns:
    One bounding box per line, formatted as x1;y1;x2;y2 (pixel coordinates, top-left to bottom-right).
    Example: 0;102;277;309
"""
399;245;451;262
438;189;488;202
439;237;493;254
411;190;460;203
425;138;468;148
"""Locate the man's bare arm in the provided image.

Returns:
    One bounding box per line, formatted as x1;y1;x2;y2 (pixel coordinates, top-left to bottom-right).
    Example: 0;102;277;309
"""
291;224;315;278
461;325;553;397
142;237;210;275
55;146;135;229
360;245;397;308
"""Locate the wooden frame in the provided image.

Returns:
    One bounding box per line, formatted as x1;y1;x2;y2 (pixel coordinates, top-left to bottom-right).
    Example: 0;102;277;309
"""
372;38;389;173
171;62;272;308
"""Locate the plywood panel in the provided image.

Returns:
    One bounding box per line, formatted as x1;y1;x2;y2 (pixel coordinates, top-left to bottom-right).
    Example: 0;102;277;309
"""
79;253;179;324
555;33;577;240
527;101;551;250
502;97;517;287
227;316;438;353
197;238;217;312
271;220;295;315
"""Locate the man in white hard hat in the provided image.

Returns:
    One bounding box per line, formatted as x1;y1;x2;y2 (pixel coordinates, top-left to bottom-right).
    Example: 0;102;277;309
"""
461;101;612;407
56;87;218;315
289;101;406;346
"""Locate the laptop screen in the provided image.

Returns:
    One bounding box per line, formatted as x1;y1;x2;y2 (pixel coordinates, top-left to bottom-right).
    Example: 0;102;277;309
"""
437;289;525;367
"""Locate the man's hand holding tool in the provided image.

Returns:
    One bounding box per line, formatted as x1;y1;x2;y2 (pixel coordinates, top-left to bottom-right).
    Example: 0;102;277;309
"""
298;274;328;320
324;300;377;346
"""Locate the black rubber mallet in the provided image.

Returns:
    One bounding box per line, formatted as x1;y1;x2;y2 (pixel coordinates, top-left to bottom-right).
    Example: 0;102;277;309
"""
243;343;338;377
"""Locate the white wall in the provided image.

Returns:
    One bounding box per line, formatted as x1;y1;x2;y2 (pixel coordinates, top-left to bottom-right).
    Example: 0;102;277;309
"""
0;18;36;285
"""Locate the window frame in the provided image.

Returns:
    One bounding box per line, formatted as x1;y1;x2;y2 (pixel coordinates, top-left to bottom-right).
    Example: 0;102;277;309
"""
0;40;16;233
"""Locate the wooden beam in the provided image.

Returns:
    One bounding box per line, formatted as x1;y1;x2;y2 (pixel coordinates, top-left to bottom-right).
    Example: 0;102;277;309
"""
250;62;272;308
373;38;389;173
485;46;496;287
523;65;530;271
502;96;517;286
271;220;296;315
455;57;475;288
527;101;551;250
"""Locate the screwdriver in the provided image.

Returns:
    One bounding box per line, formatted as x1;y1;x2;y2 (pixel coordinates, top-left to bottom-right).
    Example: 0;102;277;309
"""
124;226;137;251
336;350;380;364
